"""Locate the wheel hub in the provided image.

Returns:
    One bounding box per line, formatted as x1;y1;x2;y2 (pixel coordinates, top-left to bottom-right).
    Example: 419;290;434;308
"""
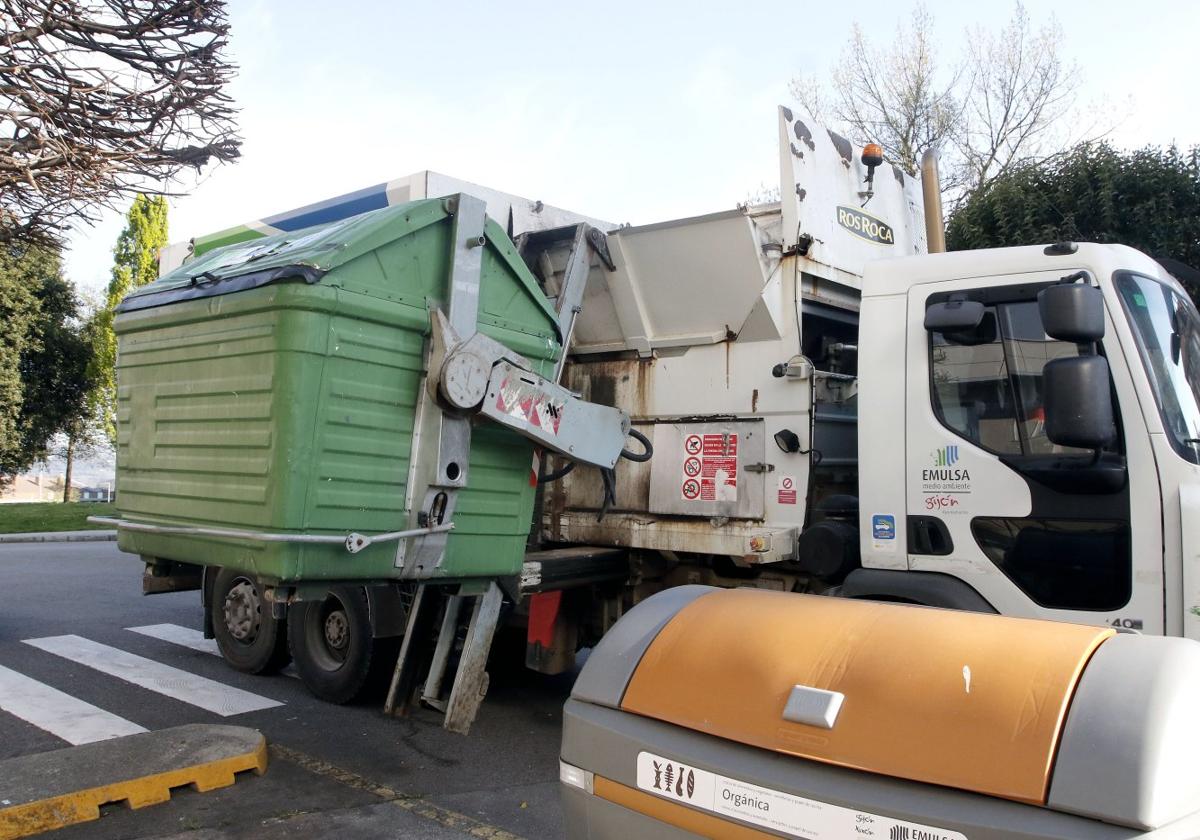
324;610;349;651
223;580;261;642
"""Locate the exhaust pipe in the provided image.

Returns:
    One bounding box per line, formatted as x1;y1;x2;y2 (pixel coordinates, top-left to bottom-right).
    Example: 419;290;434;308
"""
920;149;946;254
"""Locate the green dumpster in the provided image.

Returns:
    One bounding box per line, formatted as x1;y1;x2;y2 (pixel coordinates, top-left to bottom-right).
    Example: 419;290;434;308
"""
112;197;559;585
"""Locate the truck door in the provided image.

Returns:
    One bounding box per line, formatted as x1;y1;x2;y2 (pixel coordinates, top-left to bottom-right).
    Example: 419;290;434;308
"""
905;272;1163;633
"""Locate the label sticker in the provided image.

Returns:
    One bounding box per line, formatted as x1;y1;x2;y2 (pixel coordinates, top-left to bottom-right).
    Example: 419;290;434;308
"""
494;377;564;435
636;751;968;840
871;514;897;553
680;433;738;502
777;475;798;505
836;205;895;245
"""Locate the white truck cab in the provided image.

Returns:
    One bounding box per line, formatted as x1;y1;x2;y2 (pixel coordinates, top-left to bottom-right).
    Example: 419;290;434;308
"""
855;242;1200;639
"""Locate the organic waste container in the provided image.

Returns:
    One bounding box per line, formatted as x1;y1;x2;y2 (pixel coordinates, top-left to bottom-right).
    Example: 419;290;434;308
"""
562;587;1200;839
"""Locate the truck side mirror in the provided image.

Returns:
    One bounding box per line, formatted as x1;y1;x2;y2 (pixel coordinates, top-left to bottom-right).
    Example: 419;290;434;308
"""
1043;355;1116;450
1039;282;1104;342
925;298;984;333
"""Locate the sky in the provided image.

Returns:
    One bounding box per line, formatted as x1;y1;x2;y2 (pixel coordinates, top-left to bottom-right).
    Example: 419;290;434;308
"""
63;0;1200;297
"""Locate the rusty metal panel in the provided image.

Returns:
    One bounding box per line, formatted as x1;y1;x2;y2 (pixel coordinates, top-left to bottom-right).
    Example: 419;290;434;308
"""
778;105;928;286
648;420;766;519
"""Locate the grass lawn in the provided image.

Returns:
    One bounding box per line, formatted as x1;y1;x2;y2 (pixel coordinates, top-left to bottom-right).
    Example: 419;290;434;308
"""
0;502;116;533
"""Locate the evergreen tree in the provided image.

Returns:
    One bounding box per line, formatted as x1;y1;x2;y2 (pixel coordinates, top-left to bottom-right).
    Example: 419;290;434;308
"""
0;243;95;487
88;194;169;442
0;245;43;477
946;143;1200;298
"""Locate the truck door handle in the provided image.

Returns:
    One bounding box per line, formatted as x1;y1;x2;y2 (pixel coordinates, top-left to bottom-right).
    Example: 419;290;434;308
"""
908;516;953;556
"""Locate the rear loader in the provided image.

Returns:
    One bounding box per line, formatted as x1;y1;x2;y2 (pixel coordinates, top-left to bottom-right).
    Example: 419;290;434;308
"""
97;110;1200;735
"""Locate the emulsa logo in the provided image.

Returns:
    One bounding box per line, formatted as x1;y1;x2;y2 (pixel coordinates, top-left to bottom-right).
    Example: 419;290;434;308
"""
890;825;961;840
924;445;970;482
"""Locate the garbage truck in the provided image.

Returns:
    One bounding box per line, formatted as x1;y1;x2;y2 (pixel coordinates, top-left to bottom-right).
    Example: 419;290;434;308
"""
99;107;1200;733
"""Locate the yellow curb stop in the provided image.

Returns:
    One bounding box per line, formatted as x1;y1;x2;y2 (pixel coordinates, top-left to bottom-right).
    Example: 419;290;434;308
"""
0;723;267;839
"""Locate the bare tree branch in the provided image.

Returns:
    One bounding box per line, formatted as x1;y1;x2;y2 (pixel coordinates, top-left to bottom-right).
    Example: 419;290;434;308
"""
813;7;963;177
954;4;1080;194
0;0;241;244
792;2;1114;208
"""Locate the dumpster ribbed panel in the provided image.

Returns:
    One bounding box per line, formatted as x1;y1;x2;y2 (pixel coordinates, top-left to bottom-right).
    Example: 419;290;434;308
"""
450;427;537;537
305;318;423;529
118;320;277;366
114;317;280;529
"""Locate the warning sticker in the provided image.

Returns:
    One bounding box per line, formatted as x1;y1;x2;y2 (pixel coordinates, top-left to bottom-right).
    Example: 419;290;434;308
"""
494;377;564;436
777;475;797;505
636;751;968;840
680;433;738;502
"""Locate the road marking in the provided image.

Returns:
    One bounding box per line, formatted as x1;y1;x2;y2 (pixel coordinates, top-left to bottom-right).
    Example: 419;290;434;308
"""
126;623;299;678
127;623;219;655
23;635;283;717
0;664;147;745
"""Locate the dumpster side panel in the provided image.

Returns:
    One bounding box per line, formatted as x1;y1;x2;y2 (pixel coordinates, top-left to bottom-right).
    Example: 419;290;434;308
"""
115;287;332;532
114;286;339;581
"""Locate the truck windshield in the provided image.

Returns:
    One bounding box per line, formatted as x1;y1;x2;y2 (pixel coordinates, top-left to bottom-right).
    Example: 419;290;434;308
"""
1115;271;1200;465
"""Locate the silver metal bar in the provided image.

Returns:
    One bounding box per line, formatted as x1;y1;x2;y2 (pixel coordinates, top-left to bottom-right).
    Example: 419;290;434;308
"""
420;595;464;710
446;194;488;341
87;516;453;553
385;583;429;715
400;193;490;576
551;225;593;383
443;581;504;735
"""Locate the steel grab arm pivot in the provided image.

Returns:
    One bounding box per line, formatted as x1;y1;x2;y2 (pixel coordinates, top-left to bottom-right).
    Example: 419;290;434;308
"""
479;360;629;470
400;194;639;582
427;309;631;470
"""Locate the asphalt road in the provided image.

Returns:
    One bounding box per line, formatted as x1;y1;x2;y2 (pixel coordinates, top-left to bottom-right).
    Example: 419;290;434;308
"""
0;541;574;838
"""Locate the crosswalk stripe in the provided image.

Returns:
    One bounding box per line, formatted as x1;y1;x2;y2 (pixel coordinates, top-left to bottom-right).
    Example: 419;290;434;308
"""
127;623;220;655
0;664;147;745
23;635;284;717
126;623;299;679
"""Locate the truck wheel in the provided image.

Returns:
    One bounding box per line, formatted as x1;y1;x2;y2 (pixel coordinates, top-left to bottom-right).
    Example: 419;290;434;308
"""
288;586;378;704
211;568;291;674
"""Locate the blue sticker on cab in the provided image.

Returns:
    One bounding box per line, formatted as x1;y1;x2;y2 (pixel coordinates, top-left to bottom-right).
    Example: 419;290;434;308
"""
872;514;896;540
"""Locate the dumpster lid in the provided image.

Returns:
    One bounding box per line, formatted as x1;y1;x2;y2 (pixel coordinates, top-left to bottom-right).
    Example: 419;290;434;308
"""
574;587;1200;830
119;196;559;328
580;588;1112;804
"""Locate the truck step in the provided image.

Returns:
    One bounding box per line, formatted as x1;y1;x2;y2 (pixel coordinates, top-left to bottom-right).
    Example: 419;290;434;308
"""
520;546;629;593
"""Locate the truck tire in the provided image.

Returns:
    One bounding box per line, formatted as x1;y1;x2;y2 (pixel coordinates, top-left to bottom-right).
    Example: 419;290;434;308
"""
211;568;291;674
288;586;379;704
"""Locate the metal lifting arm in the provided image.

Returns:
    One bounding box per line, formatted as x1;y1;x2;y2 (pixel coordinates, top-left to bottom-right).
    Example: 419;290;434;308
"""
427;308;631;469
396;195;639;579
389;207;648;735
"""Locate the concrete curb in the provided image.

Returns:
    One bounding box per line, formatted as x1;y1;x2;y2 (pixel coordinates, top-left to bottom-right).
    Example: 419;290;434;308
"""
0;530;116;543
0;724;267;839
